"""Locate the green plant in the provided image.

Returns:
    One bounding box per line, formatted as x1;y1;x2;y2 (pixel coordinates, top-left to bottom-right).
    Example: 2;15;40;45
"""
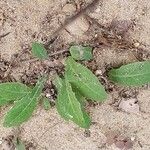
54;77;91;128
1;76;46;127
108;61;150;86
54;57;107;128
0;42;107;128
32;42;48;60
0;83;31;106
1;42;149;129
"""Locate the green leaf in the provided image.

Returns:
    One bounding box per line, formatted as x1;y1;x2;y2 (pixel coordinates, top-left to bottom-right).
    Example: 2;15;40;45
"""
43;98;51;110
3;76;46;127
32;42;48;60
65;57;107;101
0;96;15;107
0;96;10;106
15;138;26;150
0;83;31;106
55;78;90;128
54;76;70;120
69;45;93;60
53;76;63;93
108;61;150;86
72;86;86;106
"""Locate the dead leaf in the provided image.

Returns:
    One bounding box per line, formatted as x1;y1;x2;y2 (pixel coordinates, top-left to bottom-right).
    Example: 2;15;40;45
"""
115;141;125;149
125;140;133;149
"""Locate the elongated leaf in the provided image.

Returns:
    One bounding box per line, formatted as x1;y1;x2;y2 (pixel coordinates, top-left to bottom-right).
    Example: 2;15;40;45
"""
53;76;63;93
54;76;85;117
108;61;150;86
65;57;107;101
0;82;30;99
65;80;91;128
69;45;93;60
3;77;46;127
54;76;70;120
0;83;31;106
54;77;90;128
32;42;48;60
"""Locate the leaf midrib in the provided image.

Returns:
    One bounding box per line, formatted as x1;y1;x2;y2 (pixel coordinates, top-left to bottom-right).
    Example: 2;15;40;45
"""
7;82;42;126
66;82;84;123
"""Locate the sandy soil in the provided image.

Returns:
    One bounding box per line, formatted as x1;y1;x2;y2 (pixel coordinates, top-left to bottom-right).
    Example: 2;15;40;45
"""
1;0;150;150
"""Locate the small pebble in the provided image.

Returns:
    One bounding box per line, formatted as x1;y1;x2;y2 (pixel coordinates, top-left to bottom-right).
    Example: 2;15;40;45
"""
94;34;98;38
46;93;51;98
130;137;135;141
95;8;101;13
95;70;102;75
134;42;140;48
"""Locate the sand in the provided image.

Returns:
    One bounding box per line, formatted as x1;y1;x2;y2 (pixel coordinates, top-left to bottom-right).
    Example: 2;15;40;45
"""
0;0;150;149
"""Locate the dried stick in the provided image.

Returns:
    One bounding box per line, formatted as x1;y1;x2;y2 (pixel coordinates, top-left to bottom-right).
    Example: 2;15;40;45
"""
45;0;100;47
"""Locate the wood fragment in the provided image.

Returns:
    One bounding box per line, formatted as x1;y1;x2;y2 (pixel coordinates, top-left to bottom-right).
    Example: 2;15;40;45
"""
0;32;10;40
45;0;100;47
